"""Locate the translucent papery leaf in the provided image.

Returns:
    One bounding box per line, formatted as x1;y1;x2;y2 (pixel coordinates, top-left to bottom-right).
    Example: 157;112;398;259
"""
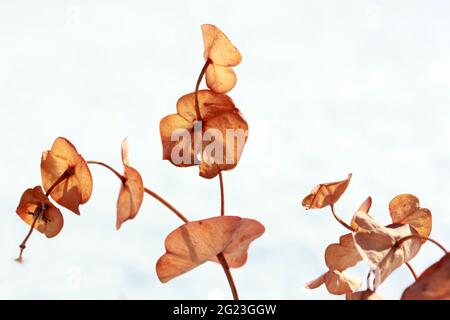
389;194;432;240
156;216;264;283
201;24;241;67
302;174;352;209
306;270;361;295
116;138;144;230
41;137;92;215
16;186;64;238
402;253;450;300
352;208;421;288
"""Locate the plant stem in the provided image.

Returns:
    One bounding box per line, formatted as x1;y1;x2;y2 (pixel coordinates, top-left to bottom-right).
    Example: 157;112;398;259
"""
396;235;447;254
16;170;72;262
46;167;75;196
87;161;126;184
330;205;355;232
143;188;189;223
217;252;239;300
405;262;418;280
219;171;225;216
87;160;188;223
88;159;239;299
194;59;212;120
16;208;41;263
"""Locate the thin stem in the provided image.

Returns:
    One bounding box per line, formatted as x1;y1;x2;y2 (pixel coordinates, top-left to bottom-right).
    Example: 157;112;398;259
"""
87;160;188;223
217;252;239;300
88;159;238;300
330;205;355;232
87;161;126;184
405;262;418;281
16;170;72;262
16;208;41;263
194;59;212;120
219;171;225;216
396;235;447;254
144;188;189;224
46;167;74;196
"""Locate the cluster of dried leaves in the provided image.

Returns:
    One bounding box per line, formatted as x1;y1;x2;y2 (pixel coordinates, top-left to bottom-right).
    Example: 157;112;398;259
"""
15;25;264;300
156;24;264;293
14;24;448;301
16;136;144;260
302;174;449;300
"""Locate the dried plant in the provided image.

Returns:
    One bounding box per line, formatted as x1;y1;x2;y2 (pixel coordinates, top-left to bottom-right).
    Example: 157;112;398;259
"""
13;24;448;301
14;24;264;300
302;174;448;299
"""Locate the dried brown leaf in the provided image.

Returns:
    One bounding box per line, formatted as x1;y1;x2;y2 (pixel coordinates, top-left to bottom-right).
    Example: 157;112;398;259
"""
41;137;93;214
302;174;352;209
159;90;248;179
389;194;432;240
16;186;63;238
201;24;241;67
306;270;361;295
116;138;144;230
156;216;264;283
402;253;450;300
352;207;421;288
325;233;362;271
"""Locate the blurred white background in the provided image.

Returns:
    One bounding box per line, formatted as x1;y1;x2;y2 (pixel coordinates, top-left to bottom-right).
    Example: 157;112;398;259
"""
1;0;449;299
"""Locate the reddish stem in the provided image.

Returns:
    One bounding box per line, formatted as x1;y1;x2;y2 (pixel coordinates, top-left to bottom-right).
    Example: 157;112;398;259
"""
217;252;239;300
87;161;126;184
219;171;225;216
16;169;72;263
396;235;447;254
330;205;355;232
405;262;418;280
143;188;189;223
87;159;239;299
194;59;212;120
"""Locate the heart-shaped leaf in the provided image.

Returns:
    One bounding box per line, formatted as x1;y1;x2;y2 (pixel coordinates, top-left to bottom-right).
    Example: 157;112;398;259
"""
325;233;362;271
160;90;248;179
41;137;93;215
16;186;63;238
389;194;432;240
156;216;264;283
201;24;241;67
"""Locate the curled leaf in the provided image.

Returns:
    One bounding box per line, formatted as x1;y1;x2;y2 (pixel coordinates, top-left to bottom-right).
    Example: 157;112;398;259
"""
159;90;248;179
41;137;93;214
350;196;372;231
389;194;432;240
306;270;361;295
325;233;362;271
201;24;241;94
205;63;237;94
347;290;383;300
156;216;265;283
16;186;63;238
402;253;450;300
302;174;352;209
201;24;241;67
352;205;421;288
116;138;144;230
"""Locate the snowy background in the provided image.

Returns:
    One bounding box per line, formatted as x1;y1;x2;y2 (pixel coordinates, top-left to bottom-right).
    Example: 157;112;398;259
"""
1;0;450;299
